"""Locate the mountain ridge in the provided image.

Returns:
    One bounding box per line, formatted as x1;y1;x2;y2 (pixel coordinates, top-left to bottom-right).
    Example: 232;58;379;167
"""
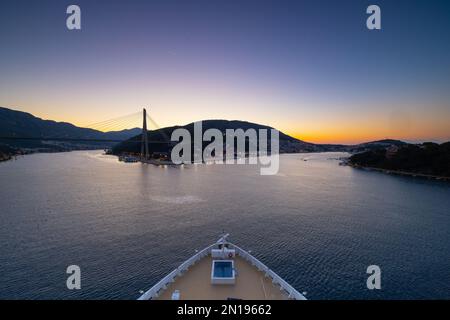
112;119;326;155
0;106;409;160
0;106;141;159
0;106;141;140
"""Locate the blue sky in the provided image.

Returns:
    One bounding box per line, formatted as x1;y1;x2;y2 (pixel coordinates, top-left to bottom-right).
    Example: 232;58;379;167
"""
0;0;449;143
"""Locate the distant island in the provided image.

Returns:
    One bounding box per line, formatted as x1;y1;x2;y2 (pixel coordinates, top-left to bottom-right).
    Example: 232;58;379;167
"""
348;142;450;180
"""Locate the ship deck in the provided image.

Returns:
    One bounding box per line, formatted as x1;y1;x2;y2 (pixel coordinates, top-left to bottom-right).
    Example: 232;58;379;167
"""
156;255;289;300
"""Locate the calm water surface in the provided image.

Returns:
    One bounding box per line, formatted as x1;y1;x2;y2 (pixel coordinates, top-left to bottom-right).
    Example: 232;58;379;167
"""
0;150;449;299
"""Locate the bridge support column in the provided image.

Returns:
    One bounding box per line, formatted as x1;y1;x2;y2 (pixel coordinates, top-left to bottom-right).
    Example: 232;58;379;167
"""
141;108;149;160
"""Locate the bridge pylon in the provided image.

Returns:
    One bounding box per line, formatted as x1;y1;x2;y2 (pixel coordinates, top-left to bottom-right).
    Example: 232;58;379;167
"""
141;108;150;160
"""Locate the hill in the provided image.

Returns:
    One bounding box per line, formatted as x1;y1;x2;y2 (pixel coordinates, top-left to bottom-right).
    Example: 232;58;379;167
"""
0;107;140;158
347;139;408;153
111;119;332;156
0;107;140;140
112;121;408;157
349;142;450;178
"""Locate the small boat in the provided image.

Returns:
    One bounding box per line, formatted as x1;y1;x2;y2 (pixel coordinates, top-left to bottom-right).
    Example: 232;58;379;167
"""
119;155;139;163
138;234;306;300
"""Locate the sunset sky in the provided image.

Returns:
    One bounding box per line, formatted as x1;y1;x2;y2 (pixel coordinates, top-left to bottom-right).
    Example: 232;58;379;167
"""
1;0;449;144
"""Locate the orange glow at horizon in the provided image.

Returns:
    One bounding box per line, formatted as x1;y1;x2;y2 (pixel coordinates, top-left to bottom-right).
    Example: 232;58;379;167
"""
277;112;450;144
4;100;450;145
286;122;450;145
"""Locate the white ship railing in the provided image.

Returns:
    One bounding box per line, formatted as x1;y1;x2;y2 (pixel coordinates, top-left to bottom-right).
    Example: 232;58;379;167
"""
138;243;216;300
138;239;307;300
230;242;307;300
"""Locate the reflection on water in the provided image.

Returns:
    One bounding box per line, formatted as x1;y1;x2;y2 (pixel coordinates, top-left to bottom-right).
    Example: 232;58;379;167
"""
0;150;449;299
149;195;205;204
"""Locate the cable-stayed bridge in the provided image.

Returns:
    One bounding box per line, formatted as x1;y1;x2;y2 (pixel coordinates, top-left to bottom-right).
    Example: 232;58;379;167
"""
0;108;170;160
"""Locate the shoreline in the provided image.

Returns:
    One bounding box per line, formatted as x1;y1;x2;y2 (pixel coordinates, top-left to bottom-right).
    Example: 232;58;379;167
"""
348;163;450;182
1;148;344;163
0;154;12;162
0;148;107;163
